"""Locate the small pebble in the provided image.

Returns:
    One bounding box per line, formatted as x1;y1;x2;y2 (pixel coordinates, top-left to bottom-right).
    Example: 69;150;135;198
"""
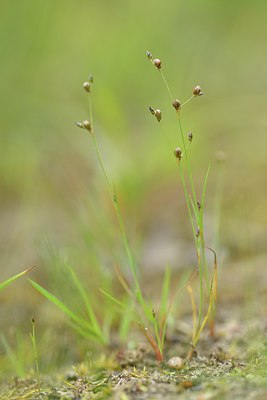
167;356;184;369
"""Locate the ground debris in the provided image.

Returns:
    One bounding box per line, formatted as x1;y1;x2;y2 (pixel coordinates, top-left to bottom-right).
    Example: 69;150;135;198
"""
1;319;267;399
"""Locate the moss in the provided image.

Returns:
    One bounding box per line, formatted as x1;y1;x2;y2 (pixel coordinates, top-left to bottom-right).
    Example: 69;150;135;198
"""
1;317;267;399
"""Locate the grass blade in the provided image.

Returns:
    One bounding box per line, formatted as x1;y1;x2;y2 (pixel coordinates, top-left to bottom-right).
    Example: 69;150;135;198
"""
29;279;105;343
67;266;103;339
160;265;171;321
99;288;126;309
200;160;211;221
0;266;36;292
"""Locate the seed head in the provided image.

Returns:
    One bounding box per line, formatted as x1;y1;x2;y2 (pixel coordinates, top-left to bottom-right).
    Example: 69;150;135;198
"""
153;58;162;70
154;109;162;122
75;120;92;132
174;147;182;161
197;201;201;210
82;120;92;132
196;227;200;237
188;131;193;142
149;106;155;115
88;74;94;83
193;85;203;96
83;81;91;92
146;50;153;60
172;99;181;111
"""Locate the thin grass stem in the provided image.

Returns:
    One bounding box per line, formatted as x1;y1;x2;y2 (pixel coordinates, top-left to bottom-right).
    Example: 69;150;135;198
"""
29;318;40;393
87;90;147;316
160;71;173;100
187;285;197;343
177;114;198;208
181;95;194;108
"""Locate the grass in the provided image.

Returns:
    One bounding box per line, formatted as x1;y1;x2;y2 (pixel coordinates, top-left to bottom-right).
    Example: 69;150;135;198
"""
29;318;40;393
0;266;36;378
0;266;36;293
147;52;218;355
28;53;219;364
0;51;266;399
1;317;267;399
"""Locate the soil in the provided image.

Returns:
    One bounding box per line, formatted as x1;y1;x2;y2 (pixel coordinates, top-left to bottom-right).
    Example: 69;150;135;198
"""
1;314;266;400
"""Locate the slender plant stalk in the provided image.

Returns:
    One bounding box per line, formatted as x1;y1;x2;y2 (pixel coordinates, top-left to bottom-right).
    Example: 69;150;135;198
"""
187;285;197;343
86;86;148;317
162;69;212;331
177;114;198;207
147;52;217;344
152;310;162;354
206;247;218;337
157;69;206;328
30;318;40;393
138;323;163;362
159;124;198;248
213;156;225;251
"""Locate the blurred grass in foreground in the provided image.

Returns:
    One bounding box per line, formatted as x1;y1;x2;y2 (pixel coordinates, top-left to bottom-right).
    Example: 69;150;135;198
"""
1;0;267;374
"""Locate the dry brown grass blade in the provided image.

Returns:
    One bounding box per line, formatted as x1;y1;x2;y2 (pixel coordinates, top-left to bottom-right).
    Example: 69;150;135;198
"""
138;322;163;362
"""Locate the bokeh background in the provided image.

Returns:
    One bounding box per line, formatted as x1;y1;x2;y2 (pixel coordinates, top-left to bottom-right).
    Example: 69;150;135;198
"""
1;0;267;375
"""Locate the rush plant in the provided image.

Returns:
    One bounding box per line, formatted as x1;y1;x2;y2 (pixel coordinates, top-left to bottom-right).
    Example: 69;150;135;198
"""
30;53;219;362
146;51;218;357
75;74;177;362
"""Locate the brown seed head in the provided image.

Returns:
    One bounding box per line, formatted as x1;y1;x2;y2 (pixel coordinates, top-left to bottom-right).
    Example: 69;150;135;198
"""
172;99;181;111
83;81;91;92
197;201;201;210
188;131;193;142
75;121;84;128
196;227;200;237
153;58;162;70
149;106;155;115
31;317;35;324
193;85;203;96
174;147;182;160
82;120;92;132
154;109;162;122
146;51;153;60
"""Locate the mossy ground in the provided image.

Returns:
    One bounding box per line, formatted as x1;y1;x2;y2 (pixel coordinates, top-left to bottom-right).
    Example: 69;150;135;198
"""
1;313;266;400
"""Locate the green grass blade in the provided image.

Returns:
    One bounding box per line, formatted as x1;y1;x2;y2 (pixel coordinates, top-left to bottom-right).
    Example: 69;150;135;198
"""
199;160;212;289
189;195;198;222
0;334;25;377
159;265;171;350
119;299;134;341
200;160;211;220
193;273;214;347
29;279;104;342
67;321;103;343
99;288;126;309
0;266;36;292
67;266;103;338
160;265;171;320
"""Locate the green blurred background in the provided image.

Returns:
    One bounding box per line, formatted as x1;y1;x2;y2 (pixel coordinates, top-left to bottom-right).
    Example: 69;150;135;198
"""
1;0;267;374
